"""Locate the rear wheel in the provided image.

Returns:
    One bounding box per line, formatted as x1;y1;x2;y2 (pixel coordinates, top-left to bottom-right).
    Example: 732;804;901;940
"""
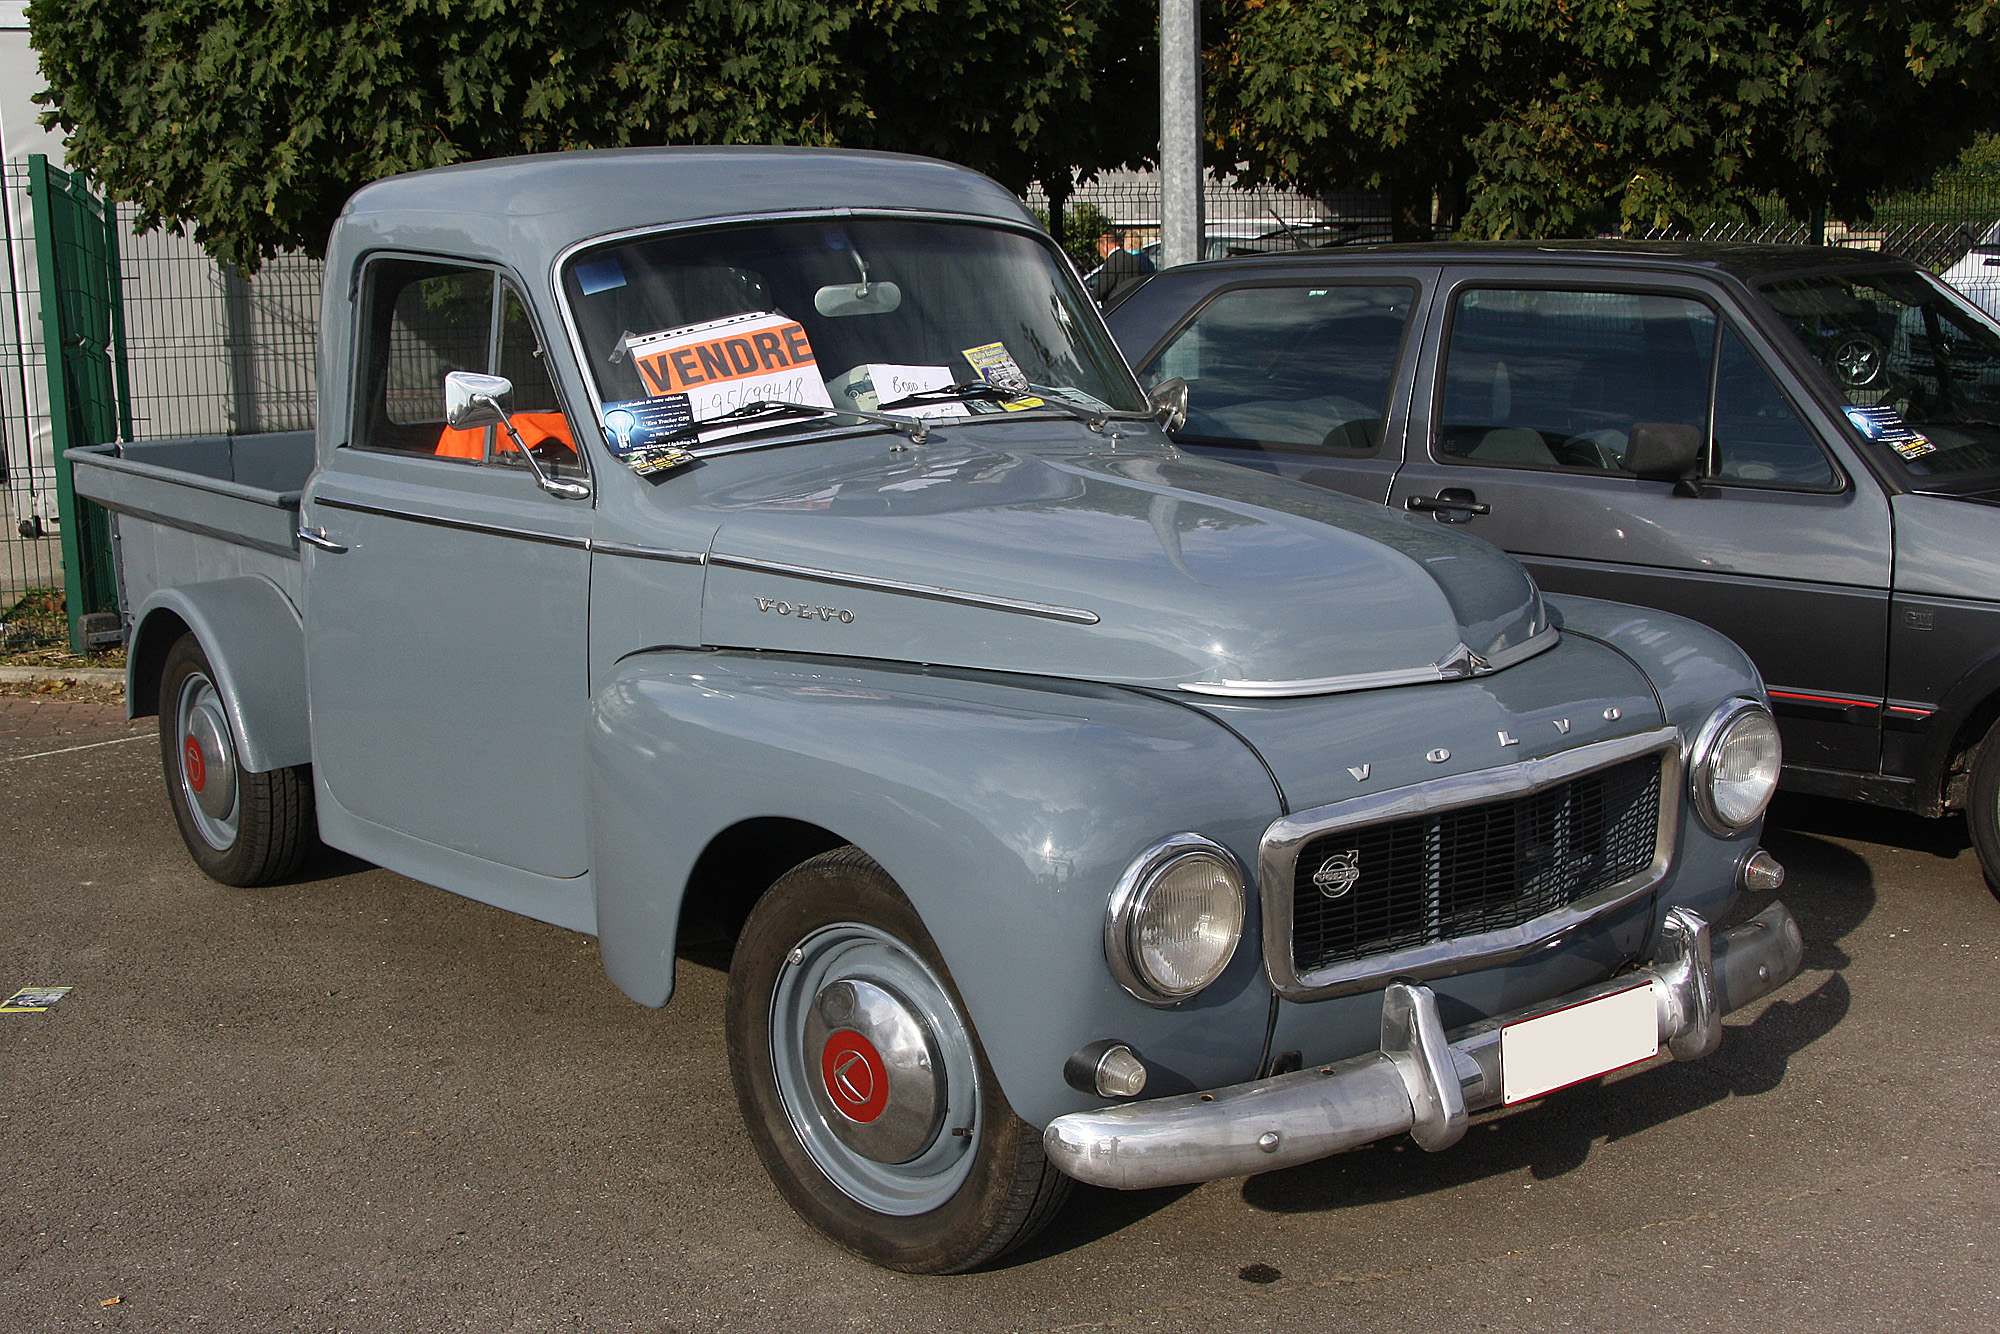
159;633;316;886
726;847;1070;1272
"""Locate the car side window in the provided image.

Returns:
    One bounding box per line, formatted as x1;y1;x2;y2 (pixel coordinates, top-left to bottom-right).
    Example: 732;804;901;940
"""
355;260;580;475
1437;288;1714;472
1712;326;1835;485
1141;283;1416;457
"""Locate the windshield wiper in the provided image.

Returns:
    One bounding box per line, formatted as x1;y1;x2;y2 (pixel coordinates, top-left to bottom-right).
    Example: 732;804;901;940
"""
696;398;937;445
878;382;1149;434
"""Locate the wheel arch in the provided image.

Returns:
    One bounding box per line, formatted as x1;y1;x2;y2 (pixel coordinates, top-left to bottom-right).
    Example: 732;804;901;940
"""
587;650;1282;1128
1922;654;2000;815
127;578;309;774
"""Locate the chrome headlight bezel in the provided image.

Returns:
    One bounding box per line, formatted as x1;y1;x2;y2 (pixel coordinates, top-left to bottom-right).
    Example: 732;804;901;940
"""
1688;698;1783;836
1105;833;1247;1005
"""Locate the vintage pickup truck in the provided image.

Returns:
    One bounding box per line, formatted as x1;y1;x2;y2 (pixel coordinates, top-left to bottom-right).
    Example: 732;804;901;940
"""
70;148;1803;1273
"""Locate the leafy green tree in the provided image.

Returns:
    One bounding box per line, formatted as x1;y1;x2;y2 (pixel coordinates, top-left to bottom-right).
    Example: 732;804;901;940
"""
1208;0;2000;240
30;0;1158;270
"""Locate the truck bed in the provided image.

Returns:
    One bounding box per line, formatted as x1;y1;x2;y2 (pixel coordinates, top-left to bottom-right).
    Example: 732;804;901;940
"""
68;432;315;614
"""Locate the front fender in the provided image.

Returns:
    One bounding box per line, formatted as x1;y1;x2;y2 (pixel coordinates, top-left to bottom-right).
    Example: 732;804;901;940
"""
588;651;1283;1127
127;577;309;774
1546;592;1768;738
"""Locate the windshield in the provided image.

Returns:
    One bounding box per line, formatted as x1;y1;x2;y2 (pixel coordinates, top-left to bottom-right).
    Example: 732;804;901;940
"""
560;218;1143;459
1759;267;2000;481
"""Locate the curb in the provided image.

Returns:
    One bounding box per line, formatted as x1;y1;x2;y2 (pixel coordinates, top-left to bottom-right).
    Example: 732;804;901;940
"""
0;665;126;686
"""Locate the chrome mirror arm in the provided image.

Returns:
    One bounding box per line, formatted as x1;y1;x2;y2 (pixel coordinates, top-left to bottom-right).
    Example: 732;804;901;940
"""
478;394;591;500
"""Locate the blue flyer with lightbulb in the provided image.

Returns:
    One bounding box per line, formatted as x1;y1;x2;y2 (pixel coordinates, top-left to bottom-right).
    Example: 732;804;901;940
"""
601;395;699;475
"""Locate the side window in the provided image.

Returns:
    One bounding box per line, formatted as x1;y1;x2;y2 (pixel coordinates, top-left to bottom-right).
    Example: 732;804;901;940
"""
1140;283;1416;456
1712;326;1836;485
1437;289;1714;472
356;261;579;474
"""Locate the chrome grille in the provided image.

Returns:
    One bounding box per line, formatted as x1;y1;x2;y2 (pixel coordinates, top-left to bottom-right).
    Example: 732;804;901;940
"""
1289;753;1664;977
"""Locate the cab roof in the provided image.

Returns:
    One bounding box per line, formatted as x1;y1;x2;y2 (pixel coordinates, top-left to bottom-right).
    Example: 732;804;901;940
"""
331;147;1035;273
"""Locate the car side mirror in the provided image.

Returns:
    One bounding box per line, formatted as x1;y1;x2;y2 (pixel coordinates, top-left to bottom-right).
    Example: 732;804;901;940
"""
1624;421;1704;484
442;370;591;501
1148;377;1189;432
445;371;514;429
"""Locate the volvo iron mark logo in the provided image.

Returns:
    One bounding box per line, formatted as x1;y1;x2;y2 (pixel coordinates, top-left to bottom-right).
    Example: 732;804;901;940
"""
1313;848;1362;899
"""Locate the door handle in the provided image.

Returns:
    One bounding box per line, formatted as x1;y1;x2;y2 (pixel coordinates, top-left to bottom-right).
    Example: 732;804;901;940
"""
1404;489;1491;522
298;525;347;553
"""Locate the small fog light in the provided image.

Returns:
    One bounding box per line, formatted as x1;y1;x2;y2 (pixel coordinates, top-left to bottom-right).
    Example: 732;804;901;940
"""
1064;1039;1150;1099
1740;848;1785;892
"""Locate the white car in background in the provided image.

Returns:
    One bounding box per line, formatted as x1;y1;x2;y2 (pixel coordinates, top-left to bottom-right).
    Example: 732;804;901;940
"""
1942;221;2000;322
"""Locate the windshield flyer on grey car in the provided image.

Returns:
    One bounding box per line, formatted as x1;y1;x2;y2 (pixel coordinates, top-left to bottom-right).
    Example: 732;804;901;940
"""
563;217;1144;454
1762;268;2000;481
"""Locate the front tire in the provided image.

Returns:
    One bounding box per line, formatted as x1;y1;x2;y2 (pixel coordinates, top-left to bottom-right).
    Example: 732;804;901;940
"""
726;847;1071;1272
159;633;316;887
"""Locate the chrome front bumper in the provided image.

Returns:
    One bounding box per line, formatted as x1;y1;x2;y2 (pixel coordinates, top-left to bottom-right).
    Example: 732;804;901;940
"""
1043;902;1804;1190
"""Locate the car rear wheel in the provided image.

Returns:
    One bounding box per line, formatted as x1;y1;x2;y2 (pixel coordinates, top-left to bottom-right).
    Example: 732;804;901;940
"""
725;846;1071;1272
1967;720;2000;894
159;633;316;887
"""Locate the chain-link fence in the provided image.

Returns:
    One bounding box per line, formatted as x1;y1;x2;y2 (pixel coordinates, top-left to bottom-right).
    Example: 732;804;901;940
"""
1;161;58;620
0;157;322;651
1028;171;1396;270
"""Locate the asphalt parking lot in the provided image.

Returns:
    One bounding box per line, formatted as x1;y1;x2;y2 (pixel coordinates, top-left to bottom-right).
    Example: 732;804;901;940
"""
3;695;1997;1332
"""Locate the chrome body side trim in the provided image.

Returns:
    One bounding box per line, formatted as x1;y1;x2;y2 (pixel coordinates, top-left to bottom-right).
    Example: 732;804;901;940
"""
1044;900;1804;1190
1179;625;1559;698
1258;727;1683;1000
709;554;1101;624
590;541;708;566
313;497;591;550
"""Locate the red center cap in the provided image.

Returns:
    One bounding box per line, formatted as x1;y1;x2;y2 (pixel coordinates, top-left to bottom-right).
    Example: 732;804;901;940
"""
820;1029;890;1123
184;737;207;793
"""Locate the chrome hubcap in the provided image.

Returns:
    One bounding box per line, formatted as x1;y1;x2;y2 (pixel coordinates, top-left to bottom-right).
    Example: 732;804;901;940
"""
176;672;239;849
770;922;980;1215
804;978;944;1164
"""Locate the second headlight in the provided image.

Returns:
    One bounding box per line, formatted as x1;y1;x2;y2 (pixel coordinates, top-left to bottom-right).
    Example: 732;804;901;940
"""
1106;834;1246;1004
1690;699;1783;835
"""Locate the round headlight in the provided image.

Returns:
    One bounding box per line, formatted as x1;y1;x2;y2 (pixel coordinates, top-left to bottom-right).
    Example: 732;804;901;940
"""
1106;835;1246;1004
1691;700;1782;834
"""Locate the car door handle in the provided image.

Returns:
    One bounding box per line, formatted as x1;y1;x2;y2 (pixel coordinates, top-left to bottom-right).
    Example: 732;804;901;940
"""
298;525;347;553
1405;490;1491;520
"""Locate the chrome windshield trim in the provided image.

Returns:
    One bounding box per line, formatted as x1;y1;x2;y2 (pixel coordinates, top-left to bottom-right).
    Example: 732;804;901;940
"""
313;497;589;550
589;541;708;565
708;554;1100;624
1259;726;1682;1000
1180;625;1560;698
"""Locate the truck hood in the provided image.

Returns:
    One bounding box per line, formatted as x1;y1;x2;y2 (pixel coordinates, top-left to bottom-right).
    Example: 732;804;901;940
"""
696;440;1552;695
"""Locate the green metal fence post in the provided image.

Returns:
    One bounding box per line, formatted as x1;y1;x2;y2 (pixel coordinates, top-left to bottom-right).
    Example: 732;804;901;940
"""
27;153;124;653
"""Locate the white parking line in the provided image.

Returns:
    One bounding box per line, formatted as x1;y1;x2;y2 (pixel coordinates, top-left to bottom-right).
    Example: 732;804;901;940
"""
0;733;152;764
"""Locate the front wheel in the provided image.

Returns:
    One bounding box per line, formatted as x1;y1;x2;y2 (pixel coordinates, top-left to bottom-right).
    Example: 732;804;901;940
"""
726;847;1071;1272
159;633;317;887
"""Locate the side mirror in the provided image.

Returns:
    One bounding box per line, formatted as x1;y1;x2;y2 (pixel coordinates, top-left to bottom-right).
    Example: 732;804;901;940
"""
1623;420;1704;482
1147;377;1189;432
445;371;514;429
441;370;590;501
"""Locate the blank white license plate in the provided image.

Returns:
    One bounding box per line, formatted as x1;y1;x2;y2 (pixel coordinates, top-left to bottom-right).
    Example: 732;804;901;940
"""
1500;983;1659;1105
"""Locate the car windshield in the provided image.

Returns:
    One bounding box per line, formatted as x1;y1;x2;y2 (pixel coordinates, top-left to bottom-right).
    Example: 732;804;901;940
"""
1759;267;2000;482
561;217;1143;456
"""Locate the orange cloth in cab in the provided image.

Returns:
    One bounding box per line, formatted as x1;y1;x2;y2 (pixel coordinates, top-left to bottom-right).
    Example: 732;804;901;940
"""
434;412;575;460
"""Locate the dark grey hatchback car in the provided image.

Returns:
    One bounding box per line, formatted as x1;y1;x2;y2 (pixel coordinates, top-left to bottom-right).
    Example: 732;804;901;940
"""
1107;242;2000;886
